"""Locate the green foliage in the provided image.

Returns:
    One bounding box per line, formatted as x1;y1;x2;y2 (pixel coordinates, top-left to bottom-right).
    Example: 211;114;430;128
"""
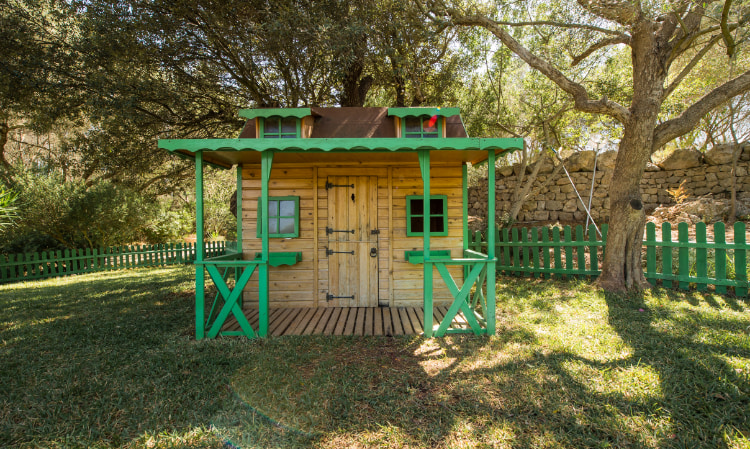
0;185;17;229
0;168;194;251
198;168;237;240
139;200;192;244
5;172;149;249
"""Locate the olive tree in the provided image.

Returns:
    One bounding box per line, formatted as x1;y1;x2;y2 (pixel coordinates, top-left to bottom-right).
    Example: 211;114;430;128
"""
427;0;750;290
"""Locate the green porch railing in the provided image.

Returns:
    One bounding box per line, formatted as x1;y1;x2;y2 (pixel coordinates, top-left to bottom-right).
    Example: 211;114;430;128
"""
431;249;493;337
197;252;262;339
0;241;233;284
469;222;749;296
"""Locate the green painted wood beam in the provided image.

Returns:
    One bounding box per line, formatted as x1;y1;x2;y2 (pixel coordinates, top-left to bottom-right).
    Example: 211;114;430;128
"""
418;149;433;337
462;163;469;252
486;149;497;336
239;108;312;119
258;151;274;337
158;137;524;154
236;165;243;249
195;151;205;340
387;107;461;118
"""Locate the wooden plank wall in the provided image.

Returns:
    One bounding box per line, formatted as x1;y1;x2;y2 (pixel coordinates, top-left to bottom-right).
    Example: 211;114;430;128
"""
242;166;317;308
242;161;464;308
390;164;464;307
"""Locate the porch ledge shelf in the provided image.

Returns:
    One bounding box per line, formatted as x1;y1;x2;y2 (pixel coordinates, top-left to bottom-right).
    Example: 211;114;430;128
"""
254;251;302;267
405;250;452;264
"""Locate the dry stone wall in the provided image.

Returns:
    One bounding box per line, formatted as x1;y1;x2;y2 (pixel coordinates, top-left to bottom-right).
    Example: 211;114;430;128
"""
469;143;750;224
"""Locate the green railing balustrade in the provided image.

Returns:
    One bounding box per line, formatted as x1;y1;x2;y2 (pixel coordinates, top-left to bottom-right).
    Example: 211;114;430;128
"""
0;241;232;284
469;222;749;296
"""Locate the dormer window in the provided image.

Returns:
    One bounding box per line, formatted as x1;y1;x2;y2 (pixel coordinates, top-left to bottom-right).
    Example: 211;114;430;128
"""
262;116;298;139
238;108;311;139
404;116;440;138
387;107;460;139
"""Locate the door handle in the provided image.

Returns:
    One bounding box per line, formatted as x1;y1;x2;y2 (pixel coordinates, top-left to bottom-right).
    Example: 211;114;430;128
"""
370;248;377;258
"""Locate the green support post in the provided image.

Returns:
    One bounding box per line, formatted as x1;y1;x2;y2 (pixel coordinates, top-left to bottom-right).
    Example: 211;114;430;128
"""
236;164;243;248
462;163;469;251
259;151;274;337
195;151;205;340
419;150;433;337
462;163;469;280
235;164;243;306
486;149;496;335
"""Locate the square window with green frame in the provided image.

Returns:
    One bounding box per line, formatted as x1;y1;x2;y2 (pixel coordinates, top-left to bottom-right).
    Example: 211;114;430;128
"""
262;116;299;138
406;195;448;236
256;196;300;238
403;115;441;138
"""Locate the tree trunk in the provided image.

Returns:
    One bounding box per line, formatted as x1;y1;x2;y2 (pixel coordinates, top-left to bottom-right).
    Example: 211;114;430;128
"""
598;117;659;290
598;23;665;291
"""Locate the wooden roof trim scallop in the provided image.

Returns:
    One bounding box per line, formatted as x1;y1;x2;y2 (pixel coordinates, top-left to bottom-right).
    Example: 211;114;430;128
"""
387;107;461;118
158;137;524;154
238;108;313;119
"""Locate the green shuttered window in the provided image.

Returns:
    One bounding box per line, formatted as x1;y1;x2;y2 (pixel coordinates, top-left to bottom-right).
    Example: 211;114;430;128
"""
257;196;300;238
406;195;448;236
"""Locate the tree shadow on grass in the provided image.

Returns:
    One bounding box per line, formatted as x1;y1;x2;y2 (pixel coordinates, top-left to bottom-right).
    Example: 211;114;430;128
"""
220;280;750;448
2;269;748;448
0;267;267;447
602;289;750;448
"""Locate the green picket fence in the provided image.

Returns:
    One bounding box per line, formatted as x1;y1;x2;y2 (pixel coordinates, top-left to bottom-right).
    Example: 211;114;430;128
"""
469;222;750;296
0;241;234;284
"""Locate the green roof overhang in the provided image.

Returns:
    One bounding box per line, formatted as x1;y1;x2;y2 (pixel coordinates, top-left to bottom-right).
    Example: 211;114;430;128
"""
238;108;312;119
158;137;523;167
387;107;460;118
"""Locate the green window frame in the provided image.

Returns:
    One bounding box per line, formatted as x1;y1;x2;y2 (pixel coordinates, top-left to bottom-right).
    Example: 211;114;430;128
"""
403;115;441;138
256;196;300;238
261;116;300;138
406;195;448;236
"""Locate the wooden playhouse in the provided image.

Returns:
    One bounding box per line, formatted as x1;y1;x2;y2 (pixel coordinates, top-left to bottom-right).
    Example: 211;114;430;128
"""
158;107;522;339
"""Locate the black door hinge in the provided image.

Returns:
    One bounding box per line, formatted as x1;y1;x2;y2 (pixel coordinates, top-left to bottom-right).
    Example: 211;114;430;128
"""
326;293;355;301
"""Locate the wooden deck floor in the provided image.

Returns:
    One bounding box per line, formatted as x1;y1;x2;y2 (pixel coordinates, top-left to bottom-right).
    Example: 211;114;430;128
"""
221;306;469;336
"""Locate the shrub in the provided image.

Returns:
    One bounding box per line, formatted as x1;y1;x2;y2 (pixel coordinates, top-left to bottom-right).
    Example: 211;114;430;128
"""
2;171;157;251
0;185;18;229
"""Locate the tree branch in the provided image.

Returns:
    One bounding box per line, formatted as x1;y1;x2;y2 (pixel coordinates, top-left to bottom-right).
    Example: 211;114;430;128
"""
576;0;640;25
721;0;736;57
451;14;631;123
663;34;723;99
491;20;628;37
571;35;631;66
653;69;750;150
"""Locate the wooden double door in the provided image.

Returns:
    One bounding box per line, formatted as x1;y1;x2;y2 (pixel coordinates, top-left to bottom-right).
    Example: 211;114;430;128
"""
326;176;379;307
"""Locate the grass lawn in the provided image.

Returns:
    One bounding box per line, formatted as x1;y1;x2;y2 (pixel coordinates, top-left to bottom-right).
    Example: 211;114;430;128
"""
0;266;748;448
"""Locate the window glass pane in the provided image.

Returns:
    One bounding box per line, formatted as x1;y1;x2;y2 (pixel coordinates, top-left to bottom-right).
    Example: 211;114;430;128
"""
411;217;424;233
430;216;445;233
281;117;297;133
279;218;295;234
422;133;438;138
405;117;421;133
268;219;279;234
279;200;295;216
410;198;423;215
265;118;279;134
430;198;444;214
268;201;278;217
280;134;295;138
422;117;437;133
